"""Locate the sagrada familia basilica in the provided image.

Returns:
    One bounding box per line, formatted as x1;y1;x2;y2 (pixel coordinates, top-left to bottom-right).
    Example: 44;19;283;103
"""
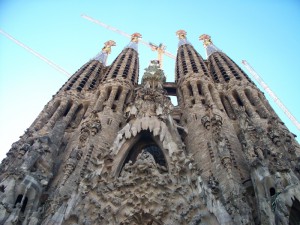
0;30;300;224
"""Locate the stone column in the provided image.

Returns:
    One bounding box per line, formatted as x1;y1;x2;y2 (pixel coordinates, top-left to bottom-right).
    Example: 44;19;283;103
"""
191;82;201;104
94;89;108;112
63;102;79;126
208;85;223;110
181;85;192;108
73;106;86;128
44;100;69;130
227;94;239;113
34;102;60;130
238;90;254;117
202;83;213;106
106;86;119;109
254;92;270;118
117;89;129;111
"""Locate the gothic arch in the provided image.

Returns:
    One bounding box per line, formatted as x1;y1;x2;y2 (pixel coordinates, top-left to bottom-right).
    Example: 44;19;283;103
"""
111;117;182;177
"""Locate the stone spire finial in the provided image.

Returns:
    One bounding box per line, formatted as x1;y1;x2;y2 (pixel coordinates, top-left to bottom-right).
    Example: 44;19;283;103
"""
199;34;221;58
176;29;191;47
93;40;116;65
126;32;142;51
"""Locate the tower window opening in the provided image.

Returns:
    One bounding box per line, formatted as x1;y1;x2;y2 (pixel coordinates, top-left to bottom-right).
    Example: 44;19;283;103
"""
114;87;122;101
227;55;254;84
132;69;137;83
187;83;193;96
176;62;180;81
196;53;209;75
180;48;188;75
68;104;83;128
105;87;112;101
187;48;199;73
245;89;256;106
112;104;117;112
210;65;220;83
14;194;28;213
63;101;73;117
214;56;230;82
197;82;203;96
220;94;236;120
220;55;241;80
232;90;244;107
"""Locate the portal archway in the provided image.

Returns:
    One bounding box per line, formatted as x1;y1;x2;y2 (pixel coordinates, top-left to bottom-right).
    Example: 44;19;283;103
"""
118;130;168;176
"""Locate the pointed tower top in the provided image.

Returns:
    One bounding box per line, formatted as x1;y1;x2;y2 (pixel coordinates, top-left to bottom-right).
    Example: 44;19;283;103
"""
199;34;222;57
126;32;142;51
93;40;116;65
176;30;191;47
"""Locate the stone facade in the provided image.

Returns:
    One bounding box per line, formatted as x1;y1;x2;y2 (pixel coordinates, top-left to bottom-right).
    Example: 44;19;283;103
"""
0;32;300;225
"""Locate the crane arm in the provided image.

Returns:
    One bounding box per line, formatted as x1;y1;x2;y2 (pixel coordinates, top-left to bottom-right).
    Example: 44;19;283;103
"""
81;14;131;39
0;29;70;77
164;51;176;59
242;60;300;131
82;14;151;47
81;14;176;60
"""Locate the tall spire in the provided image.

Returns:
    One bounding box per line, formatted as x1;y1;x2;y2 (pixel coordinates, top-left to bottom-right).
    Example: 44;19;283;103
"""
93;40;116;65
176;30;191;47
126;32;142;51
199;34;221;57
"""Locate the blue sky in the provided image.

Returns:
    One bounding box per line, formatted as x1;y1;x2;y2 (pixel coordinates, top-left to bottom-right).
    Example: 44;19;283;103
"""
0;1;300;161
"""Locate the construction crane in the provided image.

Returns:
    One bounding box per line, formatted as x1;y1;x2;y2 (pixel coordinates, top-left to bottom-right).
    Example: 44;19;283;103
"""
81;14;176;68
242;60;300;131
0;29;71;77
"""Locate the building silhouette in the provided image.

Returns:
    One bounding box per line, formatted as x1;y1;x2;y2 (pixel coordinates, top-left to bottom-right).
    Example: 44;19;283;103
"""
0;31;300;225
